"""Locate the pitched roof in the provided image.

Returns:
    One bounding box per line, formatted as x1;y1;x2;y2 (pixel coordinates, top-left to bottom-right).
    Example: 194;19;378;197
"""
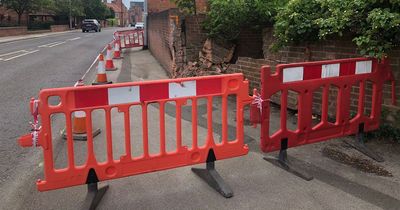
106;3;121;13
105;2;128;13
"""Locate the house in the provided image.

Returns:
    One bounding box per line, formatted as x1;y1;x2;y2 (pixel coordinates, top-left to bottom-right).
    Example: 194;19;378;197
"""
129;5;143;24
104;0;129;26
129;0;144;24
148;0;208;14
0;6;54;26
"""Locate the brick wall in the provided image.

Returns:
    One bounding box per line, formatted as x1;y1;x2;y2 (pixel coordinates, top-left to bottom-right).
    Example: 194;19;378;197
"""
148;10;175;74
184;15;207;62
148;9;186;76
183;16;264;64
148;12;210;76
0;26;27;37
50;25;69;32
229;27;400;120
235;29;264;59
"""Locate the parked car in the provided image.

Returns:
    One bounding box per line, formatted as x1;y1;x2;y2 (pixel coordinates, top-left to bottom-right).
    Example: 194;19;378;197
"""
82;19;101;32
134;22;144;29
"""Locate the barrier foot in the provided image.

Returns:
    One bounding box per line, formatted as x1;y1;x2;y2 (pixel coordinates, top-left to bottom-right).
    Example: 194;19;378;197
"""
344;125;384;162
191;149;233;198
264;149;313;181
82;183;109;210
92;81;113;85
62;128;101;141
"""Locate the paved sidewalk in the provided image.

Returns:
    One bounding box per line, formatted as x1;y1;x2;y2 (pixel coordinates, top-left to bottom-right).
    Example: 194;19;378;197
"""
82;48;400;209
11;47;400;210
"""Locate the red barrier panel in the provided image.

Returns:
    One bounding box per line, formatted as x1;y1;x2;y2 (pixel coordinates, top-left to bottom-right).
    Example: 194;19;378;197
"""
250;57;395;180
18;74;252;193
253;57;395;153
114;29;144;49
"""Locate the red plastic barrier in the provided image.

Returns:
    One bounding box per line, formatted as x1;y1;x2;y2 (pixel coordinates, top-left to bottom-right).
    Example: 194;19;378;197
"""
18;74;252;191
114;29;144;49
252;57;396;152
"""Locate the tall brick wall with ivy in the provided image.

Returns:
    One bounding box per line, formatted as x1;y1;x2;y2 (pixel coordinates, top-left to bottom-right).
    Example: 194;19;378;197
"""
229;28;400;122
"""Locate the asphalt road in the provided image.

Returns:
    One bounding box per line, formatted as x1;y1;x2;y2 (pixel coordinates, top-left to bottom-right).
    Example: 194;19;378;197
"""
0;28;115;205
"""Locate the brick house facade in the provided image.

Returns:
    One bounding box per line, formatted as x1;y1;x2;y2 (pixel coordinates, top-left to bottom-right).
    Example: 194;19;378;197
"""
105;0;129;26
148;0;208;14
128;5;143;24
0;6;54;26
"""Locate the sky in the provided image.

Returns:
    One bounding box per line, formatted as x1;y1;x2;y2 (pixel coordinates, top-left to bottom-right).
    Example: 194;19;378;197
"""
106;0;144;8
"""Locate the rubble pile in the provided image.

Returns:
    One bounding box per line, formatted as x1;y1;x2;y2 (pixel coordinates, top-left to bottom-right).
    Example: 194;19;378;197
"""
177;38;235;78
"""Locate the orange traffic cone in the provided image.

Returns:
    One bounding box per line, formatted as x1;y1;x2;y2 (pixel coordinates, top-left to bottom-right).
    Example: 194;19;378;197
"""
62;80;101;141
92;54;112;85
113;40;122;59
105;44;117;71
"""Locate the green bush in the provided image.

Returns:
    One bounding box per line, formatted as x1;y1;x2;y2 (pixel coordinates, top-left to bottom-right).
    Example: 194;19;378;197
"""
203;0;288;40
0;22;19;27
272;0;323;51
28;21;53;30
273;0;400;58
107;18;117;27
203;0;400;58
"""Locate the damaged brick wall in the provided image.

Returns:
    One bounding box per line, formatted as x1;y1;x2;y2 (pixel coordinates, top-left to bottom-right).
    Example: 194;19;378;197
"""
148;9;186;76
184;15;208;62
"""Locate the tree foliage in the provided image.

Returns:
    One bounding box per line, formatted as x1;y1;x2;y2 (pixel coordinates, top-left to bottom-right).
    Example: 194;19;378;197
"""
203;0;400;57
172;0;197;14
52;0;85;17
106;8;115;19
273;0;400;58
81;0;109;20
203;0;288;40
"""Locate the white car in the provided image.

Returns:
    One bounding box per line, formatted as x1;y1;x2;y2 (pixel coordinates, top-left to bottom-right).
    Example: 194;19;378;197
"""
134;22;144;29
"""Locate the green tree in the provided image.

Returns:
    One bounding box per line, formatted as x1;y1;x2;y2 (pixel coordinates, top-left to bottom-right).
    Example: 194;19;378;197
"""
272;0;324;50
82;0;108;20
0;0;52;24
53;0;84;17
106;7;115;19
203;0;288;40
172;0;197;14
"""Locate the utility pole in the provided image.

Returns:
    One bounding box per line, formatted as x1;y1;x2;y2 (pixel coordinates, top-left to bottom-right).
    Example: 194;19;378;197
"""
69;0;72;29
120;0;123;27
